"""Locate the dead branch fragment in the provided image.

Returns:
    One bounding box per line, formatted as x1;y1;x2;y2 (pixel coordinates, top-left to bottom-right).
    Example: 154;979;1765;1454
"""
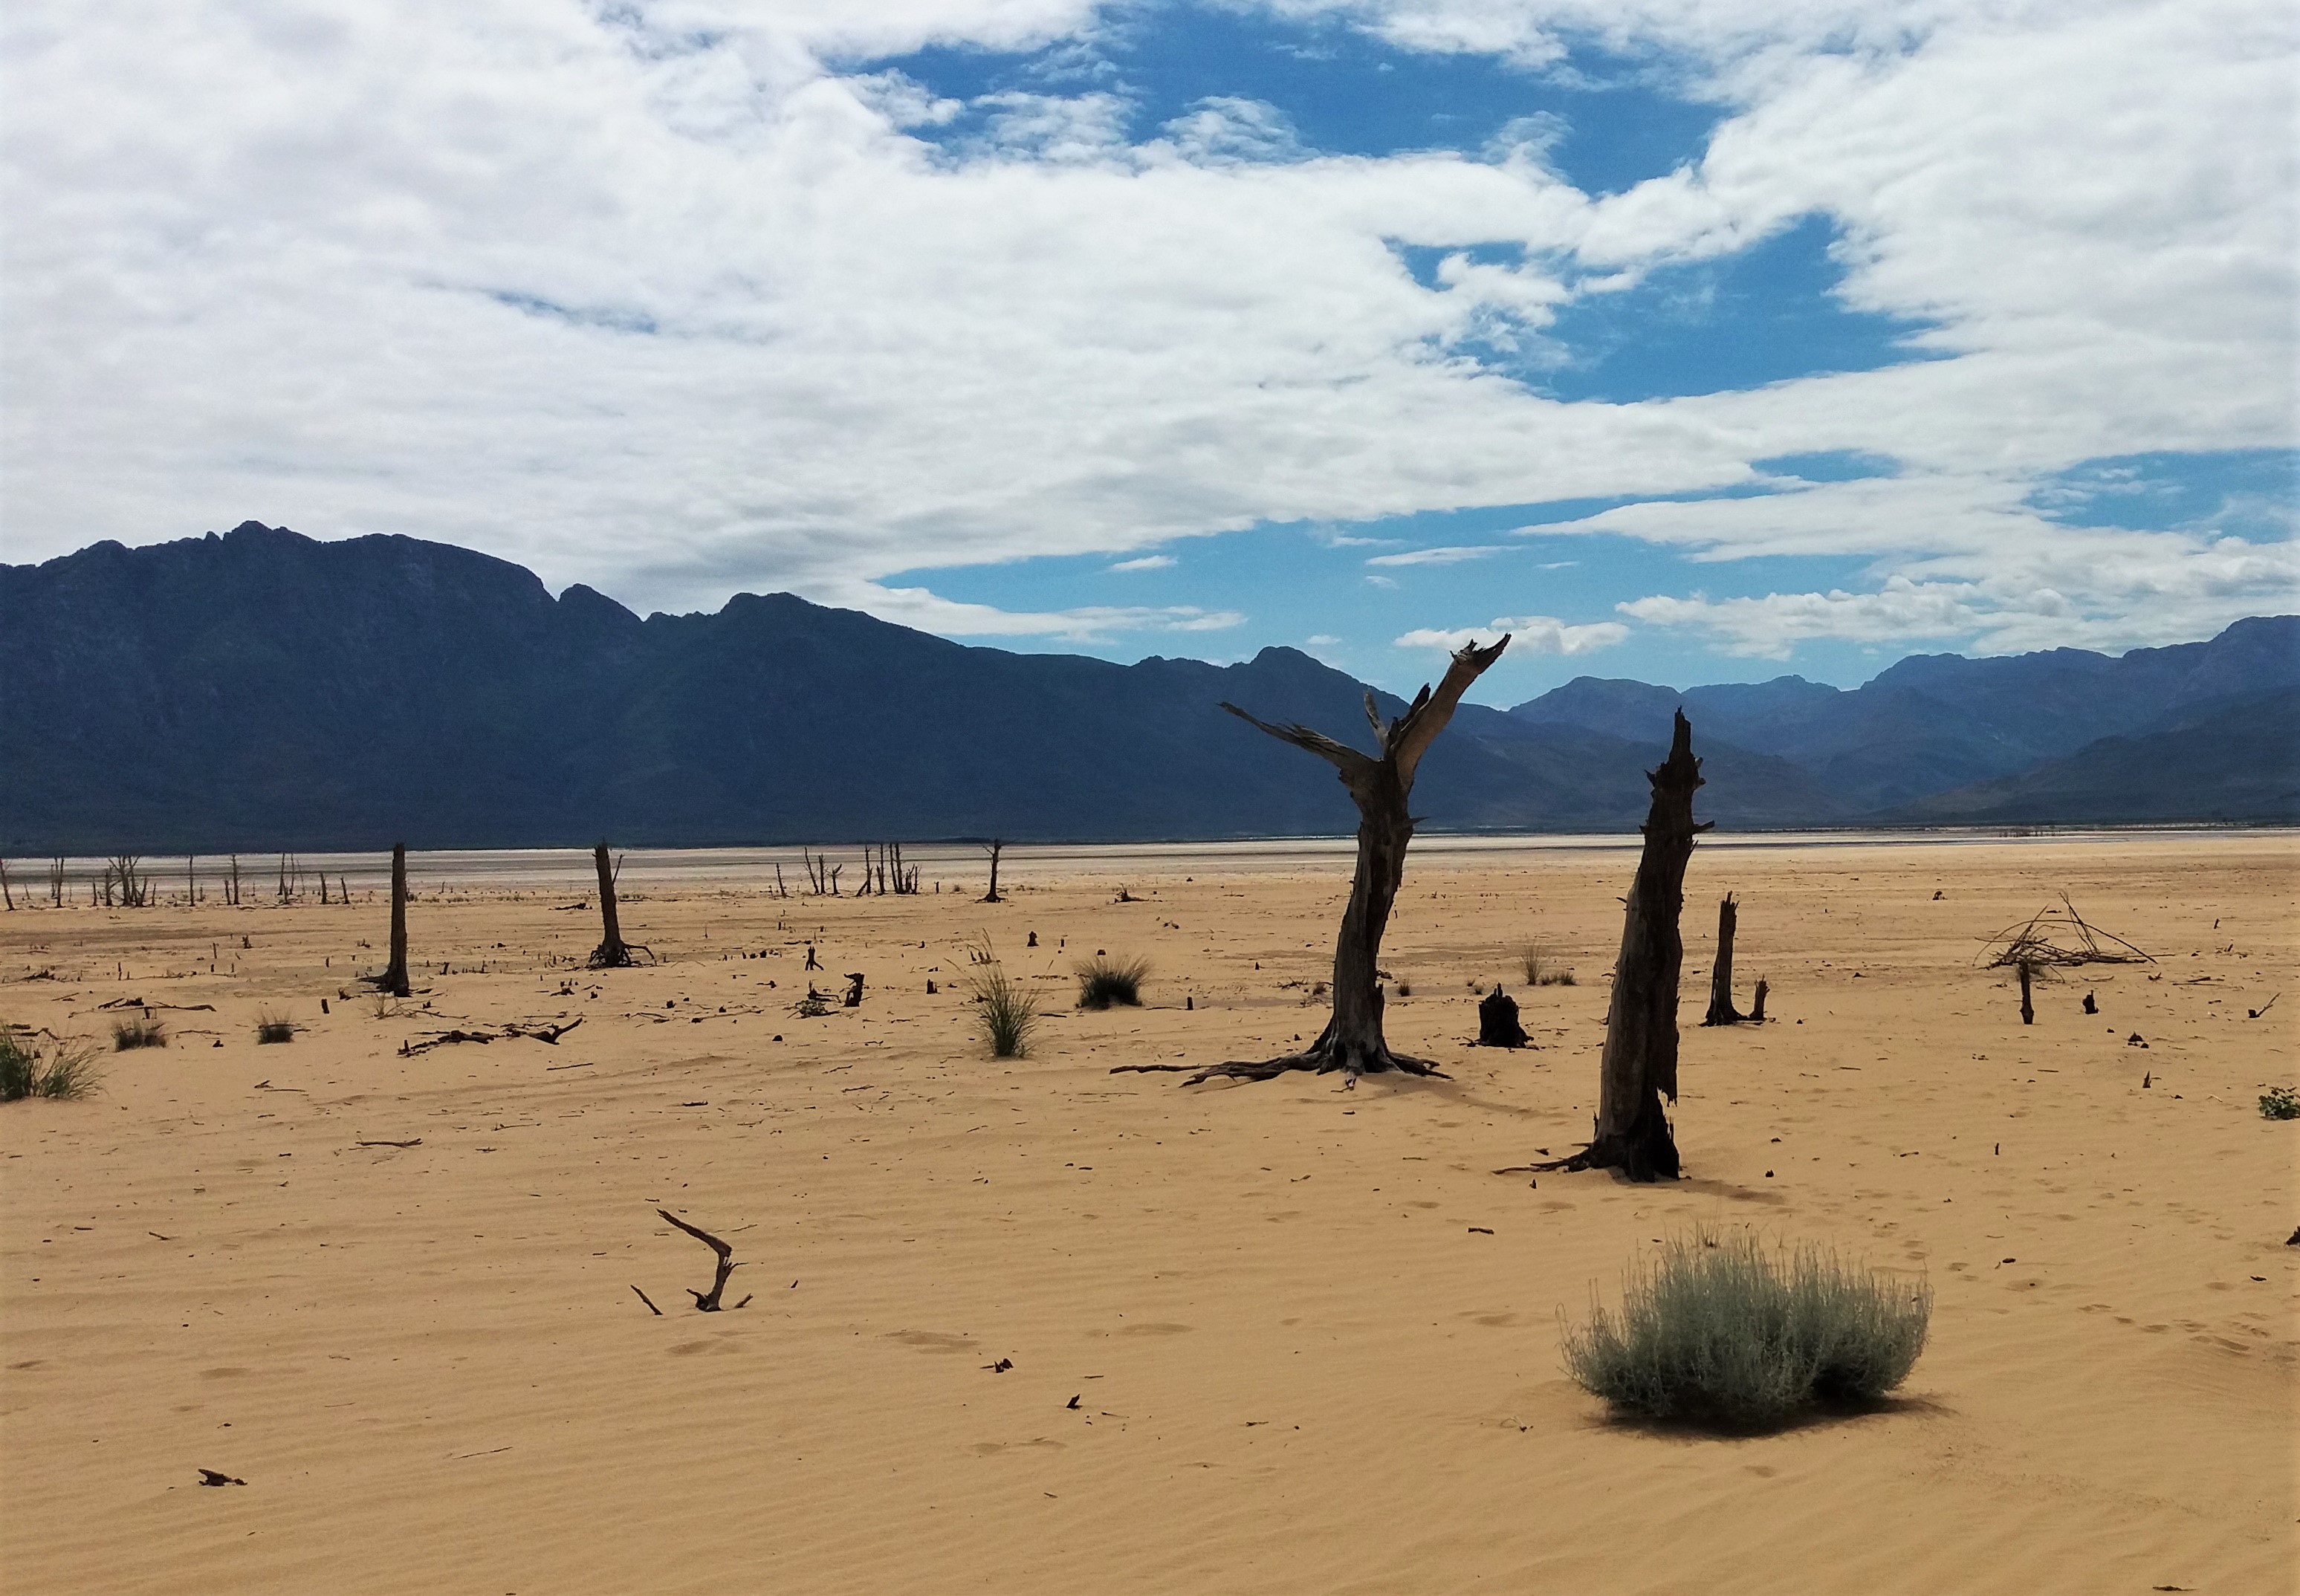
656;1208;751;1311
1980;895;2154;1025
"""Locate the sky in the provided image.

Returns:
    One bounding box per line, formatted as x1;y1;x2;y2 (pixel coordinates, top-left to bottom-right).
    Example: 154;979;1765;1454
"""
3;0;2293;704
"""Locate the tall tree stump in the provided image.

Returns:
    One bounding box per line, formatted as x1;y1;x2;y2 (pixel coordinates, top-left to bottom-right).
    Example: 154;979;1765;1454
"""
588;843;649;967
367;843;411;999
1540;711;1708;1181
1147;635;1509;1085
1702;892;1746;1025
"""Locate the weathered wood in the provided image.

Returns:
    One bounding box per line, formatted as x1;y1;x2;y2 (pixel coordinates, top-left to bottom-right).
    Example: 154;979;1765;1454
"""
1476;985;1529;1048
1140;635;1509;1086
982;840;1005;904
2018;961;2035;1025
1750;977;1768;1023
1540;710;1708;1181
657;1208;751;1311
366;843;411;998
587;843;650;967
1702;892;1746;1025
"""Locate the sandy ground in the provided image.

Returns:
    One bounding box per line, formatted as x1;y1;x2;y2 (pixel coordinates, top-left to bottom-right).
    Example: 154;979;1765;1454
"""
2;833;2294;1595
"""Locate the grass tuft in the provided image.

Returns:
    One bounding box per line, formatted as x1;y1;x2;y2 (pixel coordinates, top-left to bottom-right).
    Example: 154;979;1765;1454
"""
1076;953;1150;1010
1;1025;101;1101
255;1009;297;1045
111;1016;166;1051
1563;1227;1931;1429
1521;946;1578;986
968;937;1037;1058
2261;1086;2300;1120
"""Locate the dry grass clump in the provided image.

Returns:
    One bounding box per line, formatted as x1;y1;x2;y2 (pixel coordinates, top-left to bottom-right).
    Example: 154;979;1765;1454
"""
1520;946;1577;986
1564;1227;1931;1429
111;1015;166;1051
968;937;1037;1058
1;1025;100;1101
255;1009;297;1045
1075;953;1149;1010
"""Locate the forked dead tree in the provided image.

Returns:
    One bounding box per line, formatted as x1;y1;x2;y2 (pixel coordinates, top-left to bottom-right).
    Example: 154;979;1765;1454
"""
981;840;1005;904
1702;892;1746;1025
1118;635;1509;1085
1539;711;1708;1181
587;843;651;967
366;843;411;998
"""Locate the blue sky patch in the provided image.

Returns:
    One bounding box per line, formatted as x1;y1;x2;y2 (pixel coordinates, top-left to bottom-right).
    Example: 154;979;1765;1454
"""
846;2;1721;192
2027;448;2298;536
1526;216;1945;402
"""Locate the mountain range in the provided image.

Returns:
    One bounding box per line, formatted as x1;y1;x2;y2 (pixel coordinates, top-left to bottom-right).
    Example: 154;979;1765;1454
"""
2;522;2293;854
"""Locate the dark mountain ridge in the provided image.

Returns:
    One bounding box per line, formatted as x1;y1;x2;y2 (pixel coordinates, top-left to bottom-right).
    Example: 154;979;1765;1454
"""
2;523;2291;851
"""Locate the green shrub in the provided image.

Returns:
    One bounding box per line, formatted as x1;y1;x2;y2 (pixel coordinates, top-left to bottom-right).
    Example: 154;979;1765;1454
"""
111;1016;166;1051
1563;1227;1931;1428
2261;1086;2300;1120
1;1026;100;1101
1075;952;1150;1010
967;938;1037;1058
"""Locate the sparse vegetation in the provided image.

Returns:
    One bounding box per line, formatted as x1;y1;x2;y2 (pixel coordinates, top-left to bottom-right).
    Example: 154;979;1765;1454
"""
111;1015;166;1050
968;937;1037;1057
1;1025;100;1100
2261;1086;2300;1120
255;1009;296;1044
1520;946;1577;986
1563;1227;1931;1428
1076;952;1149;1010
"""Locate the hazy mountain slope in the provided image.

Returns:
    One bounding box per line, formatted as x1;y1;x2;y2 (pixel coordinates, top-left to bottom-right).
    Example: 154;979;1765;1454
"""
1885;687;2300;824
4;524;2283;851
1508;616;2300;810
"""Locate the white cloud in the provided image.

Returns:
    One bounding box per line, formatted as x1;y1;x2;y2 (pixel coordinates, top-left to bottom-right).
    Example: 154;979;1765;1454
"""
1108;554;1175;571
1364;544;1509;565
1305;632;1342;645
1159;97;1305;164
0;0;2288;659
1396;614;1630;653
846;583;1243;643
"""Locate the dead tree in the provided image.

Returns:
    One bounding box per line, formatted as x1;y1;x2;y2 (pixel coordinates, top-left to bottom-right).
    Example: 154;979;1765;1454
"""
0;857;13;911
981;840;1005;904
1130;635;1508;1085
587;843;650;967
1476;985;1528;1048
1702;892;1746;1025
1539;710;1708;1181
366;843;411;998
226;854;242;906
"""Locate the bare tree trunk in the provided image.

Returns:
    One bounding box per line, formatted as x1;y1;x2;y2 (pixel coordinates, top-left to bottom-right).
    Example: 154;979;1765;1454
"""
1131;635;1509;1086
369;843;411;998
1750;978;1768;1023
0;857;13;911
1702;892;1745;1025
2018;961;2034;1025
981;840;1004;904
1541;710;1708;1181
589;843;648;967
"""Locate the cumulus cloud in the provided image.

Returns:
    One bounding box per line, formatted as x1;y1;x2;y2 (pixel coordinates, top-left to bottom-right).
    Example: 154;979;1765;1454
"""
0;0;2288;658
1396;614;1630;653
